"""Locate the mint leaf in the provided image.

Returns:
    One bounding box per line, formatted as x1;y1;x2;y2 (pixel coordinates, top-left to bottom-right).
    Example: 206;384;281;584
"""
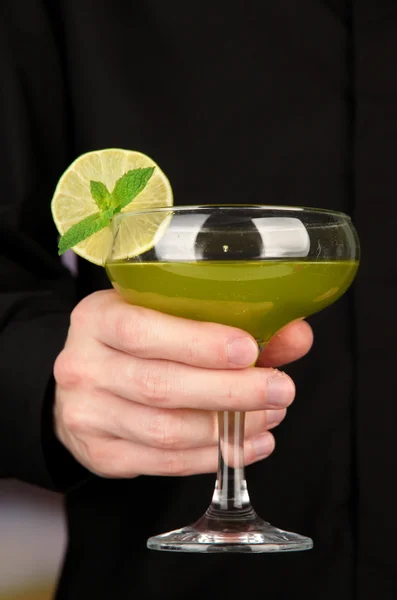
112;167;155;212
90;180;111;210
57;166;155;257
58;208;113;255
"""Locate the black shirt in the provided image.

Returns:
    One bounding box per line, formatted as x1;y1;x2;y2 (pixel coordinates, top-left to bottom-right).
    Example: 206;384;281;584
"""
1;1;396;598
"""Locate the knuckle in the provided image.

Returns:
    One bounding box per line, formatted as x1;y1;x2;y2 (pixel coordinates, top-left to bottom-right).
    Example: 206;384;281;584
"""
147;409;183;450
84;443;112;476
59;403;86;436
54;350;97;390
137;364;173;405
108;305;147;352
70;291;114;331
70;299;90;329
84;440;132;479
54;350;82;389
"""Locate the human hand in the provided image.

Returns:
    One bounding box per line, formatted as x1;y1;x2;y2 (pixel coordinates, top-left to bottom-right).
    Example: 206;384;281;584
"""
53;290;313;478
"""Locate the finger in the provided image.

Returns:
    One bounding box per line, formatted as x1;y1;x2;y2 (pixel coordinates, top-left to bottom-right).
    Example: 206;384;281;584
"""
88;291;259;369
61;388;286;451
78;432;276;478
258;319;313;367
256;408;287;431
100;352;295;411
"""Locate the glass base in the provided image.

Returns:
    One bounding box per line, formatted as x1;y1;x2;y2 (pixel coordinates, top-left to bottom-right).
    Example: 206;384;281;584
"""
147;513;313;553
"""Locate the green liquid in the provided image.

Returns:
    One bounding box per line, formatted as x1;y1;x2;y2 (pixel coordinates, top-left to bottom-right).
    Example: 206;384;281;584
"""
106;260;359;343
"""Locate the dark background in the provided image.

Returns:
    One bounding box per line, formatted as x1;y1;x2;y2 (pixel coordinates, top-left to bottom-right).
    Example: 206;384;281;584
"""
1;1;397;598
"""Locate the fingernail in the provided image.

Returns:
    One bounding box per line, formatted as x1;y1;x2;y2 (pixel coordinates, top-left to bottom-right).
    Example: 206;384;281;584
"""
227;337;258;366
267;372;294;407
266;409;285;427
251;433;274;458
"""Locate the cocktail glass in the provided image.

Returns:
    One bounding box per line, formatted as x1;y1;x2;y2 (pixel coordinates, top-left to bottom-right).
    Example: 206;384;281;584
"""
106;205;360;553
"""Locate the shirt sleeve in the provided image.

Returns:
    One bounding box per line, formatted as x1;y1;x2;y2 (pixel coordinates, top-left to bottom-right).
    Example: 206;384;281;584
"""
0;3;90;491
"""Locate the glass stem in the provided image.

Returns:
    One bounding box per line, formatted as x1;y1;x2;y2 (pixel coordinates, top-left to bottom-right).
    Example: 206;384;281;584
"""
205;411;256;521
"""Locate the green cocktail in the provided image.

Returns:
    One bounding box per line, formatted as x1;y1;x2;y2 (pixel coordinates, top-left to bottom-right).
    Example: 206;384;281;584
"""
106;259;358;344
106;205;360;554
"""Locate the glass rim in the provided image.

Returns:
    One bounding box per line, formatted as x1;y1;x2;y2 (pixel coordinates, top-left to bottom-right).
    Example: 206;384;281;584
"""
114;204;352;221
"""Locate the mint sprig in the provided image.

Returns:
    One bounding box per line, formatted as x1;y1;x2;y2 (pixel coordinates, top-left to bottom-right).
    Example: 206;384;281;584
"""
58;166;155;255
